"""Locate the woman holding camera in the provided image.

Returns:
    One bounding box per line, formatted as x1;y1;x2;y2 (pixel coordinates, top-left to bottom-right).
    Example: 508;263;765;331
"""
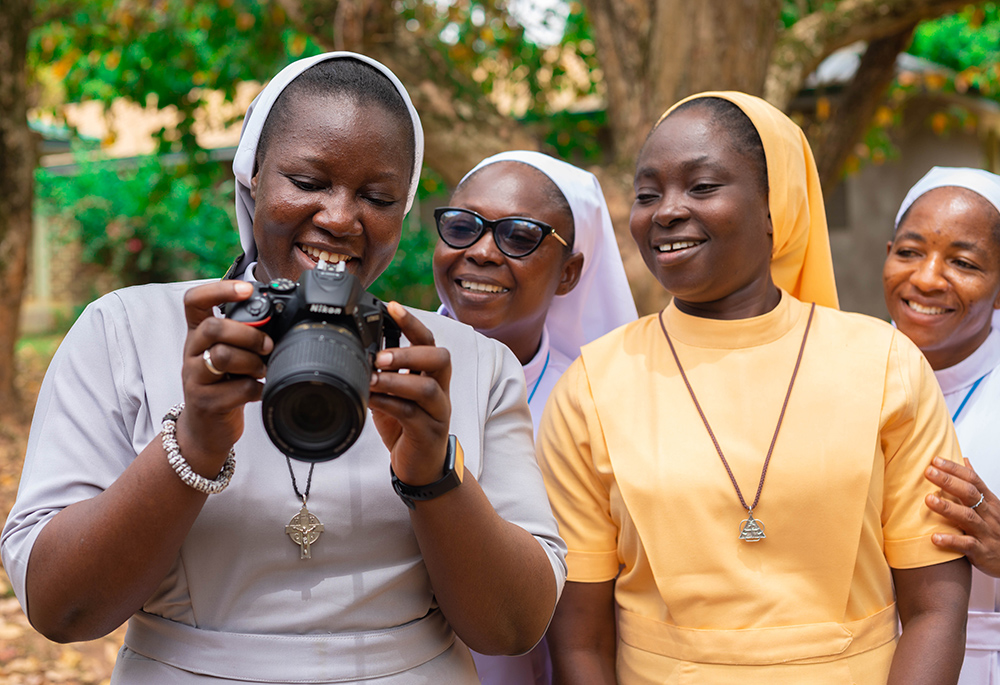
2;53;565;683
538;92;970;684
883;167;1000;684
433;150;636;682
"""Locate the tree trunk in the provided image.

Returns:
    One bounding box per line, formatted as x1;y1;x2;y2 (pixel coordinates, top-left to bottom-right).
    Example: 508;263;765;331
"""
583;0;783;312
583;0;782;169
811;27;917;194
0;0;34;416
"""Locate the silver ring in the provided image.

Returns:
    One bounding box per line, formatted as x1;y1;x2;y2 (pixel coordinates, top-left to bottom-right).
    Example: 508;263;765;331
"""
972;492;985;510
202;349;224;376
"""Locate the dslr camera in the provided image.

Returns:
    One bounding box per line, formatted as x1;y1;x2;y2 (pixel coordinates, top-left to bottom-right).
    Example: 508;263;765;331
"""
225;262;400;462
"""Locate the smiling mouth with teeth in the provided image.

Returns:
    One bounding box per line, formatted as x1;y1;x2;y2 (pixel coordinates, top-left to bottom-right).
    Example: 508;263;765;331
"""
905;300;949;316
657;240;704;253
459;280;509;294
300;244;351;263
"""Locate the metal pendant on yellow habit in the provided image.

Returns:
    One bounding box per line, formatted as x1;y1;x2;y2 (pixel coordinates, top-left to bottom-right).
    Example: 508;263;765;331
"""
738;511;766;542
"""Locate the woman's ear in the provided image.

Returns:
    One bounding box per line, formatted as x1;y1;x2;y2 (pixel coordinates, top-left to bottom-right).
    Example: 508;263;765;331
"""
556;252;585;296
250;172;259;200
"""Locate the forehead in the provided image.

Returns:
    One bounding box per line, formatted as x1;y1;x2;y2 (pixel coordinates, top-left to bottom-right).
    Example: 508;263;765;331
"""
452;162;569;224
637;109;747;178
897;186;1000;266
273;91;409;147
902;187;1000;241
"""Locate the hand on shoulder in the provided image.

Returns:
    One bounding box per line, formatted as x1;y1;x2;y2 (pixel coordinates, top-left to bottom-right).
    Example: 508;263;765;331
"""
925;456;1000;576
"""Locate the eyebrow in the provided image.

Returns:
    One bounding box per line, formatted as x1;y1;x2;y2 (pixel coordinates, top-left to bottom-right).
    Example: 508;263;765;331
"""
287;156;406;180
896;231;989;256
951;239;989;255
634;155;724;182
895;231;925;243
680;155;715;171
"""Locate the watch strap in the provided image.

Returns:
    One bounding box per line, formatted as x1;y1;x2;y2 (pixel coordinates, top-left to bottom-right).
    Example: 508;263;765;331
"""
391;435;464;510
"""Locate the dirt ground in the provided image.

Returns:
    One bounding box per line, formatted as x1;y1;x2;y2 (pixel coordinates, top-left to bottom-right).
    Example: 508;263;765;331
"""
0;341;125;684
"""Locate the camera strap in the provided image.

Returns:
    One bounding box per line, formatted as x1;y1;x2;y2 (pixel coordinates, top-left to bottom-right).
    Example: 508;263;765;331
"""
283;459;324;560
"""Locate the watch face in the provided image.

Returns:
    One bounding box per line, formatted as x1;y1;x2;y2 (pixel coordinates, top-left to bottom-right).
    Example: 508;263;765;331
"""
451;435;464;483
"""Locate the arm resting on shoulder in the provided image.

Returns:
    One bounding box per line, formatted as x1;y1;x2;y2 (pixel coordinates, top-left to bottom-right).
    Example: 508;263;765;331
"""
888;557;970;685
548;580;616;685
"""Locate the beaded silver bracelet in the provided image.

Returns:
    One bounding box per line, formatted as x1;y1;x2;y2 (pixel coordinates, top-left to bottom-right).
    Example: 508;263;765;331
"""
161;402;236;495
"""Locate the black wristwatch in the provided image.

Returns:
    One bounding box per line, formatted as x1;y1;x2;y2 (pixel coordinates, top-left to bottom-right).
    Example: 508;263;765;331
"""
391;435;465;510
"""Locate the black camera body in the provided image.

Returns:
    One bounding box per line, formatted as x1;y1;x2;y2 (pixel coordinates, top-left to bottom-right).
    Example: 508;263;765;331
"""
225;263;400;462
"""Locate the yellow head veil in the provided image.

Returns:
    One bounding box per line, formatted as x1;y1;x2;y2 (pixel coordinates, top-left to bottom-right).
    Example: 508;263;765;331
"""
657;91;840;309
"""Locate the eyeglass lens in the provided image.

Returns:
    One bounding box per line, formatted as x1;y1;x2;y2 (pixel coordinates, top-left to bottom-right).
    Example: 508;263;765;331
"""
437;210;545;257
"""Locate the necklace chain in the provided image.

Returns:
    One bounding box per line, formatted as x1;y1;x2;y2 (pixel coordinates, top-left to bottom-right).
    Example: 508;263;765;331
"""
658;303;816;513
952;374;986;423
527;351;551;404
285;457;316;503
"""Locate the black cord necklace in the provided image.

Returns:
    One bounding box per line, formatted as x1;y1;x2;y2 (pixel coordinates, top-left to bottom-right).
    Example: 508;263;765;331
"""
284;458;323;559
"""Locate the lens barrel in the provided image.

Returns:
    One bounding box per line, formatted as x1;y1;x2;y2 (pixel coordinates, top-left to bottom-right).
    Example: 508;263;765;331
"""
262;322;370;461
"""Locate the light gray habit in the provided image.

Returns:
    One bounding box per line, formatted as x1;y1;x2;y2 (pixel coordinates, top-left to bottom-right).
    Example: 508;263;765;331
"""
2;280;567;683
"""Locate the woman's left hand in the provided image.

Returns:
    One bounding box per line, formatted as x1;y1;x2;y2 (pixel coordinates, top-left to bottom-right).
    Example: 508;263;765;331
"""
368;302;453;486
925;456;1000;577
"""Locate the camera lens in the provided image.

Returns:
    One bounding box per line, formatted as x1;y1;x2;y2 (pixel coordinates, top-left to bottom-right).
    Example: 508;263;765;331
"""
262;322;370;461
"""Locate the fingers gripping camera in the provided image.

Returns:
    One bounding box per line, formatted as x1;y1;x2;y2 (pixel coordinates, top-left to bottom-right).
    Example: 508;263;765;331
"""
225;263;401;462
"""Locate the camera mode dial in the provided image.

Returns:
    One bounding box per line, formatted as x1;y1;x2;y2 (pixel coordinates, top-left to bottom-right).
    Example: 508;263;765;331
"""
268;278;296;293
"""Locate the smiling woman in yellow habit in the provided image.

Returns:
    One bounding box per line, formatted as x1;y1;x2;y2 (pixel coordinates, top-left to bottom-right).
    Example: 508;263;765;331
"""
538;92;970;685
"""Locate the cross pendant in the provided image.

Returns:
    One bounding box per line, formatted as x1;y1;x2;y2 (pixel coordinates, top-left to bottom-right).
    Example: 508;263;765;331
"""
285;503;325;559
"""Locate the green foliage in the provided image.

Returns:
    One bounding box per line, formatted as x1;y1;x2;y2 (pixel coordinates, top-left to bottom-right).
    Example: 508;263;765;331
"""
35;153;240;286
29;0;447;303
34;152;442;306
521;108;606;164
812;4;1000;178
910;3;1000;85
369;220;440;311
31;0;320;156
15;332;65;359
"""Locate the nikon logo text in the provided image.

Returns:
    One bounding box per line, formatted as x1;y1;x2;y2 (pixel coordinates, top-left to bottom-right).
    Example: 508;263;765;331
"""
310;304;344;315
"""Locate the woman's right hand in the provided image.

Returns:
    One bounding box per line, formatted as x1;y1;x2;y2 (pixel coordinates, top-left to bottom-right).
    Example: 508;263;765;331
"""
925;456;1000;577
177;280;273;475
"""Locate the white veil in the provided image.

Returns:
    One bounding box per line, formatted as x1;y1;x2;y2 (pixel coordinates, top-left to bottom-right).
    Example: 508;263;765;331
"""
450;150;637;360
231;52;424;264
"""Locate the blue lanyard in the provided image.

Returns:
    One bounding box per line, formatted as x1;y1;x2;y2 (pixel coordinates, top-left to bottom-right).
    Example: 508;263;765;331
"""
952;375;986;423
527;352;551;404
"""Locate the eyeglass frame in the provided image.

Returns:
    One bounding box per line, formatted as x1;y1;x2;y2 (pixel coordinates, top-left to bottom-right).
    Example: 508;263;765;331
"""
433;206;570;258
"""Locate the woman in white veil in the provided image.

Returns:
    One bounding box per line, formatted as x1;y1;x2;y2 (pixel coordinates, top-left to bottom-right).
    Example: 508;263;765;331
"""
885;166;1000;684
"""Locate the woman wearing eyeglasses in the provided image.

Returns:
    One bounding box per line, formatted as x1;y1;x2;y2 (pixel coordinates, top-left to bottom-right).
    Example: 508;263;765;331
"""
433;150;637;681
